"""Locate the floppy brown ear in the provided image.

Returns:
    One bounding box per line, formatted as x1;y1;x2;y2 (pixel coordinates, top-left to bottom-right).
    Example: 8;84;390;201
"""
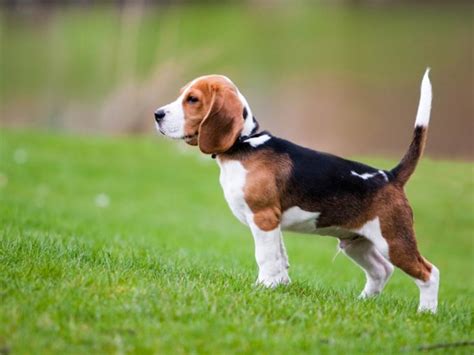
198;85;244;155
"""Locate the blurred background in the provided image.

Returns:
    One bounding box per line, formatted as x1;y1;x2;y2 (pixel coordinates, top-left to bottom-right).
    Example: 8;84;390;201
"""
0;0;472;159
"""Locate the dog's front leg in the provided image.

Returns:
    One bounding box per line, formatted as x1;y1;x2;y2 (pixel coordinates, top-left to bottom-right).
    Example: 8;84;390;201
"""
248;219;290;288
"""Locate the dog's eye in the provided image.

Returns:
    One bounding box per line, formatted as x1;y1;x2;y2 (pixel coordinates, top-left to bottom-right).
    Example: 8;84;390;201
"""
187;96;199;103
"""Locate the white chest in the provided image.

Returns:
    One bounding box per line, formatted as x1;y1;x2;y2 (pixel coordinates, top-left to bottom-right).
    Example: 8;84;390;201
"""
216;158;249;225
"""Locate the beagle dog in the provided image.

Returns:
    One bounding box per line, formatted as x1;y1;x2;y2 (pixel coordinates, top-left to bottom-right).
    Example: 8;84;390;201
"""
154;70;439;313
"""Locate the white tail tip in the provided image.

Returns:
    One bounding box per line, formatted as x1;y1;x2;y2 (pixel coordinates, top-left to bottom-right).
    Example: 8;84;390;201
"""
415;68;432;128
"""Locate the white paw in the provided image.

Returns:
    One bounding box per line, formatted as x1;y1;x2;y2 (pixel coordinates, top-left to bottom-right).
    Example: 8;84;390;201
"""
416;265;439;314
256;271;291;288
418;301;438;314
358;287;382;299
358;290;378;299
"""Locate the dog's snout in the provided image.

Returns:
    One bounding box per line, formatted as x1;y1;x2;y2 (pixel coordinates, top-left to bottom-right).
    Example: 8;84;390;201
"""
154;109;166;122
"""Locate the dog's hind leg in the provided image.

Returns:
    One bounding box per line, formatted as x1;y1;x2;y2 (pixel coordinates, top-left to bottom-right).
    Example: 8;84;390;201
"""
382;227;439;313
340;237;394;298
362;207;439;313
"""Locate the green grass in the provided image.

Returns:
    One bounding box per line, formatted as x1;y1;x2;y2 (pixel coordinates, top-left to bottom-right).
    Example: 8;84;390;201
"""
0;129;473;354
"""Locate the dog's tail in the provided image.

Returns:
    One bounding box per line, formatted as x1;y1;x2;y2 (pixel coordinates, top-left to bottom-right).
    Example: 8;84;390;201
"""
391;68;432;186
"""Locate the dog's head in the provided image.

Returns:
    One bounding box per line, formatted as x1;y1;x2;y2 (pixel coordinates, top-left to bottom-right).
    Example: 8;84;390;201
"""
154;75;257;155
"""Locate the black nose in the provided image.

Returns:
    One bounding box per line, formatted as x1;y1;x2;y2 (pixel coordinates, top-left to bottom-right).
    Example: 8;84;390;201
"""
154;109;166;122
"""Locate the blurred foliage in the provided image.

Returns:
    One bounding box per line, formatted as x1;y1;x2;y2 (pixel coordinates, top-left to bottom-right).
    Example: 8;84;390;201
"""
0;2;472;159
0;3;471;102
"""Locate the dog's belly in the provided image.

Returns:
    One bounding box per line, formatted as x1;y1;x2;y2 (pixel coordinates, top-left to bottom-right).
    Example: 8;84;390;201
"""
281;206;320;233
313;226;358;239
281;206;357;238
284;224;358;238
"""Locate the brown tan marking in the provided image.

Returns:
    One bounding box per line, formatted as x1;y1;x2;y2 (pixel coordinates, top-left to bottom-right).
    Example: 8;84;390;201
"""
219;149;292;231
178;76;244;154
342;184;434;282
373;186;433;282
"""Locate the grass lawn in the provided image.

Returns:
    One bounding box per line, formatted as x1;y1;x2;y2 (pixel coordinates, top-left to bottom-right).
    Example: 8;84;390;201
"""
0;129;472;353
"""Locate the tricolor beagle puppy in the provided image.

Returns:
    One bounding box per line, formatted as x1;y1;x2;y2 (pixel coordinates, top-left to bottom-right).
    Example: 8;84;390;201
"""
154;70;439;313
